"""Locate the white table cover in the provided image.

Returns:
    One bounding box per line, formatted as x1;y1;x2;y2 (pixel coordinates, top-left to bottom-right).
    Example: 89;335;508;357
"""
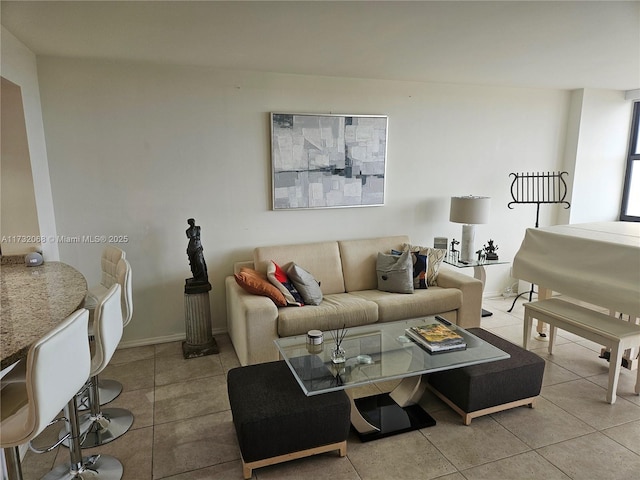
512;222;640;318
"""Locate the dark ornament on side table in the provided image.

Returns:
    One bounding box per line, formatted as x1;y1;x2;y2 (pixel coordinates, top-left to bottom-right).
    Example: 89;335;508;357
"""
483;239;499;261
183;218;217;358
449;238;460;262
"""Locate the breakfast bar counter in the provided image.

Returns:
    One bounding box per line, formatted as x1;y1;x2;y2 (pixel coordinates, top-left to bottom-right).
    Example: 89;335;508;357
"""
1;261;87;369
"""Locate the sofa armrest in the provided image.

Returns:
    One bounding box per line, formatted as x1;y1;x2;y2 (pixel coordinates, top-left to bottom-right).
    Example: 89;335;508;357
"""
225;276;280;366
436;268;483;328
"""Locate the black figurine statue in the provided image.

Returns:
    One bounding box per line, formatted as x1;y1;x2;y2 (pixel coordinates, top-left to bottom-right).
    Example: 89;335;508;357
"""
450;238;460;262
484;239;499;261
185;218;211;293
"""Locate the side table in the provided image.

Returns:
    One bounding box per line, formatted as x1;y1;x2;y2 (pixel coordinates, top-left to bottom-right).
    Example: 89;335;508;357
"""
443;257;509;317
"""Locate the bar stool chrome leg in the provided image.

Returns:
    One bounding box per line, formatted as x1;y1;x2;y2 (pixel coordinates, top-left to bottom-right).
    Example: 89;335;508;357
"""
61;374;133;448
45;397;122;480
81;374;133;448
77;378;122;410
4;446;23;480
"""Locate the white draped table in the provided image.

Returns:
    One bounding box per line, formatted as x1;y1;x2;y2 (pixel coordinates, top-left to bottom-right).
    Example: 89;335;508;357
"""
512;221;640;364
513;221;640;317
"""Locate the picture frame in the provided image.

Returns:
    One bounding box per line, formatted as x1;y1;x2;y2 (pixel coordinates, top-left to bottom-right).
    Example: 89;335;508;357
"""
270;112;388;210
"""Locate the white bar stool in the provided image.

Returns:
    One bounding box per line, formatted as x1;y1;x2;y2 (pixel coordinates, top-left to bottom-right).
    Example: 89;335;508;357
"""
79;247;129;408
1;309;123;480
61;284;133;449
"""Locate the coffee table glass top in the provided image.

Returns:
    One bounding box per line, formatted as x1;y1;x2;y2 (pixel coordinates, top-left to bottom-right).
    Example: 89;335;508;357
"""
274;317;510;396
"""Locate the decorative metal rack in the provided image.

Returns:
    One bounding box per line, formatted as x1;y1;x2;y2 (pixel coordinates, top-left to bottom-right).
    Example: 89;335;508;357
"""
508;171;571;227
507;171;571;313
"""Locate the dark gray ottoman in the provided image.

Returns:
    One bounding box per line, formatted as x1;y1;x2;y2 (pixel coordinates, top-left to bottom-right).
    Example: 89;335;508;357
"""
227;360;351;479
427;328;545;425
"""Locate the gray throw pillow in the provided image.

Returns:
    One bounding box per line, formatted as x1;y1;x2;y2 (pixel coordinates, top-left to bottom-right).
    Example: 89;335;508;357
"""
286;263;323;306
376;250;414;294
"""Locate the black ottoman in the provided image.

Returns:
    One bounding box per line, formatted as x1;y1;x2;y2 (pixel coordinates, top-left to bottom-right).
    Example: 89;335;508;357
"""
427;328;545;425
227;360;351;479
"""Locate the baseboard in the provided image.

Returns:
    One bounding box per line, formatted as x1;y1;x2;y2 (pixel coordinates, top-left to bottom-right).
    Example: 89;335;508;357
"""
117;328;227;349
483;290;502;299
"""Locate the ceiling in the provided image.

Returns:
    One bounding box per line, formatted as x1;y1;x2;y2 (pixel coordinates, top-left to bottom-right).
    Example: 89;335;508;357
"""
1;1;639;91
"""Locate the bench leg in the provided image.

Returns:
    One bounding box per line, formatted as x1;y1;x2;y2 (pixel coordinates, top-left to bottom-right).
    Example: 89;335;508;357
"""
523;309;533;350
607;344;622;404
535;287;552;337
548;325;556;355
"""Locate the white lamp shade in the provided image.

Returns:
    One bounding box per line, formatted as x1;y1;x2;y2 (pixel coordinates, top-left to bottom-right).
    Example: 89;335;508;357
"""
449;196;491;225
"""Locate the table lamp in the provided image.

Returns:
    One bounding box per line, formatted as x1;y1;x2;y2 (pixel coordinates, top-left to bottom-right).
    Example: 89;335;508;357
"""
450;195;491;262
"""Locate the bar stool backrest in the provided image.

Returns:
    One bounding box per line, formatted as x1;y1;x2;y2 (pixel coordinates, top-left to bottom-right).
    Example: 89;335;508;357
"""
91;284;123;377
100;246;126;289
116;258;133;328
0;309;90;447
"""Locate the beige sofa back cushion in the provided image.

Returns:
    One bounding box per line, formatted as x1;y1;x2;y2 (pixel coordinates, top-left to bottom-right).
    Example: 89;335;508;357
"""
253;241;346;295
338;235;410;292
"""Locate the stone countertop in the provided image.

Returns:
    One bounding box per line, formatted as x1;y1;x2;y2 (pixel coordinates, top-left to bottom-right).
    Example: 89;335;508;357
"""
1;261;87;370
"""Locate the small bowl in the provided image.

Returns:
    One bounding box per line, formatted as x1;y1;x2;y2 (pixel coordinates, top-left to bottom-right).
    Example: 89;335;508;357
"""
356;354;373;364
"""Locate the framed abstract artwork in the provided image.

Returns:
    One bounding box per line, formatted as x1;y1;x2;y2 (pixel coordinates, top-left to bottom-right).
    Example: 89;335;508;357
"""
270;113;388;210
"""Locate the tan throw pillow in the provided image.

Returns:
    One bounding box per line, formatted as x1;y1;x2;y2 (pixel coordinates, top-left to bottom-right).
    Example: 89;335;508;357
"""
234;267;287;307
403;243;446;286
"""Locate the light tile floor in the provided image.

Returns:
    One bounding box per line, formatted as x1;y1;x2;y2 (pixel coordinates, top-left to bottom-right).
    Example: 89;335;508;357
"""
21;296;640;479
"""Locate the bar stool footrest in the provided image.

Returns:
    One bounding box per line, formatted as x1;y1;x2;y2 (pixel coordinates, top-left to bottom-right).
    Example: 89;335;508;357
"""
42;454;123;480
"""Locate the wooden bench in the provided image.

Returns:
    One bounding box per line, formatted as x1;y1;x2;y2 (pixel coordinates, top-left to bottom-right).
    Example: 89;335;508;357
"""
524;298;640;404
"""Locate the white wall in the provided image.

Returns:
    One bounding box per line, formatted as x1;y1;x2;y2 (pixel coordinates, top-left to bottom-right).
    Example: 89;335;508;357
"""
36;57;571;346
561;88;631;224
1;77;41;255
0;27;59;260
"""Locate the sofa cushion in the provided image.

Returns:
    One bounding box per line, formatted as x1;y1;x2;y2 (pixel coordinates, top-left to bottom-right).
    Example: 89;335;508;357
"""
287;263;323;306
338;236;410;292
350;287;462;323
277;293;378;337
376;250;414;294
267;261;304;306
392;249;428;289
254;241;345;295
234;268;287;307
403;244;447;286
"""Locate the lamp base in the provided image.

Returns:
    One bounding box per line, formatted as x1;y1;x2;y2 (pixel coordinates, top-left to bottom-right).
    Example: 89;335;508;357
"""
460;224;476;262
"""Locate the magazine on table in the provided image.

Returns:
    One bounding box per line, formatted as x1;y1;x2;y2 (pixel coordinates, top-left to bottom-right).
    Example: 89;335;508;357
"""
405;322;467;354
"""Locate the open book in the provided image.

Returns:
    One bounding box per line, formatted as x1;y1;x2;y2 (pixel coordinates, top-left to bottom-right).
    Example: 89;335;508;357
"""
405;323;467;354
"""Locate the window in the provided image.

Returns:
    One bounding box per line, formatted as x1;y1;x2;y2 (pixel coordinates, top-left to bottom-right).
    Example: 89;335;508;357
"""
620;102;640;221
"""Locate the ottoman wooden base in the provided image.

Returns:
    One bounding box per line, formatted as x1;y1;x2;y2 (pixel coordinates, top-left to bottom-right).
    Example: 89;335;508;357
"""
227;360;350;479
427;328;544;425
427;385;537;425
241;440;346;479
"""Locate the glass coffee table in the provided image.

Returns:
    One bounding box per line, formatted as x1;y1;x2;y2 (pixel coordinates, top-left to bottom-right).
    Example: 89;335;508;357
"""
275;316;509;441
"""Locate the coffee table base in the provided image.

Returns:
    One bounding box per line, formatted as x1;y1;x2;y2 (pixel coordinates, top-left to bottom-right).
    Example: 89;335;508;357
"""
352;393;436;442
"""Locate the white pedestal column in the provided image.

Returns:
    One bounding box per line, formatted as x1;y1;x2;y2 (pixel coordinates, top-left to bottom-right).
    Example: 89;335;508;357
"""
183;290;218;359
460;224;476;262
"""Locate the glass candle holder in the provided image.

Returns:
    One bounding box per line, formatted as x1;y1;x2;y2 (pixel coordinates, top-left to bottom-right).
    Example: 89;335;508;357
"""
331;345;346;364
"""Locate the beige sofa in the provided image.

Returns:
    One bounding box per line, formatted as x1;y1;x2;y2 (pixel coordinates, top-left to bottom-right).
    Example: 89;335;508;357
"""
225;235;483;365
